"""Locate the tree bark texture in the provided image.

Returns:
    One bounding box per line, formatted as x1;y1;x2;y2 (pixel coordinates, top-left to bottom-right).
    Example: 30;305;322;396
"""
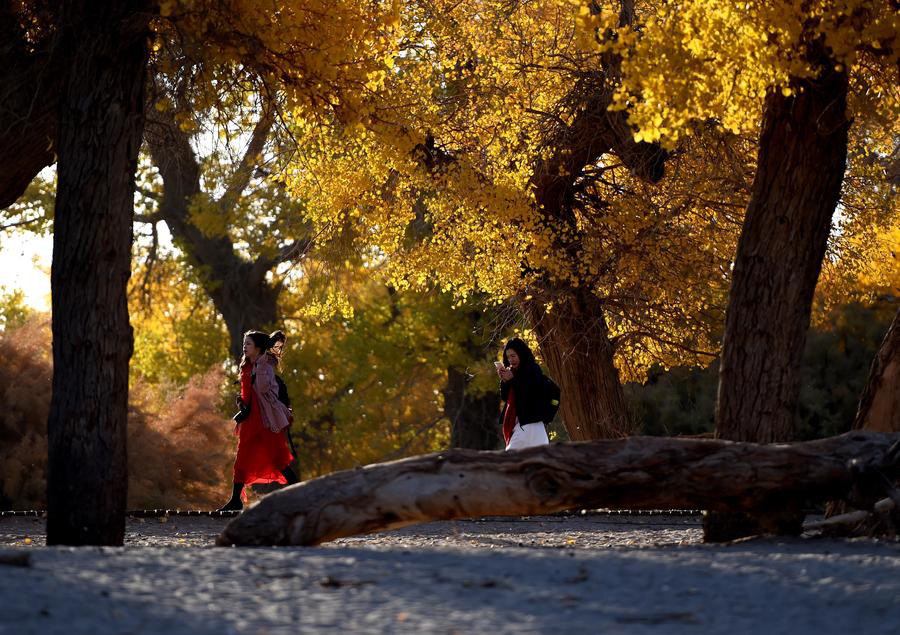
854;306;900;433
144;105;282;360
708;53;850;543
0;4;61;208
527;289;631;441
46;0;151;546
216;431;900;546
445;366;502;450
716;63;850;443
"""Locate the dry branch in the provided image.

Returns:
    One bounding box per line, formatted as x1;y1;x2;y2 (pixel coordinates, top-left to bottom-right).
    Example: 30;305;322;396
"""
803;497;896;532
217;431;900;547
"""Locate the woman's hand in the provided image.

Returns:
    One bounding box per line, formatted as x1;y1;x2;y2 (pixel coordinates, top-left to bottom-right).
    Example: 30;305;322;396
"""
498;367;514;382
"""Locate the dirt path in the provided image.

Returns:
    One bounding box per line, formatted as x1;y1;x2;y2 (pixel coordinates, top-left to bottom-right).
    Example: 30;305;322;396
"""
1;513;704;549
1;515;898;634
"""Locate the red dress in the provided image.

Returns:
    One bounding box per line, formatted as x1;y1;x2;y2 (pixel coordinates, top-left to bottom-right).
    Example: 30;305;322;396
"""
232;363;293;486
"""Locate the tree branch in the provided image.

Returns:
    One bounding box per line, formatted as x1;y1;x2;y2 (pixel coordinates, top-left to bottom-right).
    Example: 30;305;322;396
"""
217;96;275;218
133;212;161;224
137;221;160;310
0;5;62;209
0;215;47;231
136;185;162;203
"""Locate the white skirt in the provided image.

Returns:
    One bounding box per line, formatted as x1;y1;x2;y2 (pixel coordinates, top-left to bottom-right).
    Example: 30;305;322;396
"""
505;420;549;451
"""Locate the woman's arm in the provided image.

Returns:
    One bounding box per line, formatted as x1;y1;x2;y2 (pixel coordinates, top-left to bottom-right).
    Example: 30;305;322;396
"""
513;364;542;395
253;356;291;432
254;356;277;398
500;372;519;400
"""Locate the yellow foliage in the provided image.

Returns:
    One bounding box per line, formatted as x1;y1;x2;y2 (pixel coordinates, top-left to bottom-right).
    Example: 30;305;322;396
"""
136;0;900;391
817;121;900;319
152;0;405;125
276;272;463;477
606;0;900;145
128;254;229;386
280;1;755;379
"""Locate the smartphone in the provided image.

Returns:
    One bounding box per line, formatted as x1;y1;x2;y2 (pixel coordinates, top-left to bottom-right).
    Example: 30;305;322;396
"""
494;361;505;371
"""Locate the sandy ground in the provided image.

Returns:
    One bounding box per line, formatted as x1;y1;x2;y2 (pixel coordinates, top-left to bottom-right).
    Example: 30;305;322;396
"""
1;514;899;634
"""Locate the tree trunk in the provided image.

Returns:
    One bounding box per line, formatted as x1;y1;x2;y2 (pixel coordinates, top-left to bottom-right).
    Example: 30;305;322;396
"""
854;306;900;433
445;366;502;450
0;5;61;209
216;431;900;546
709;54;850;541
46;1;151;546
716;63;849;441
528;289;630;441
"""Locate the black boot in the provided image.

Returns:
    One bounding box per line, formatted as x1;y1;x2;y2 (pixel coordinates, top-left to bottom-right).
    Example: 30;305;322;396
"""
217;482;244;511
281;466;299;485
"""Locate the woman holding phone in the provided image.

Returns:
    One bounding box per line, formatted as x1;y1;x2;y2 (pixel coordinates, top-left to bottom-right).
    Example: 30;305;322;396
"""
496;338;551;450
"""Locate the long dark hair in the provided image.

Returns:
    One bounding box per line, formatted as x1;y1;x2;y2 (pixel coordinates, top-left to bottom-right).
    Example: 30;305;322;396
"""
268;329;286;363
241;330;280;369
502;337;537;370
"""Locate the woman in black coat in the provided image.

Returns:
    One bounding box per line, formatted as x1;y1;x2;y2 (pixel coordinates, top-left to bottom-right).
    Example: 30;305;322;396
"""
496;338;550;450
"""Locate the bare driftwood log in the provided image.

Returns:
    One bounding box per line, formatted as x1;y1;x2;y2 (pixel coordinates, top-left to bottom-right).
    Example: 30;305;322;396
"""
804;497;896;532
853;306;900;433
217;431;900;546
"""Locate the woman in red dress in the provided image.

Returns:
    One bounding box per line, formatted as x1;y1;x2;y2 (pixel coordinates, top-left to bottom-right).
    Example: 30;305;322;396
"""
218;330;298;511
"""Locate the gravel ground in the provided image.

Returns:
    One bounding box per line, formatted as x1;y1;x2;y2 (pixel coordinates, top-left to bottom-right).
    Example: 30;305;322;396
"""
0;513;702;549
1;514;899;634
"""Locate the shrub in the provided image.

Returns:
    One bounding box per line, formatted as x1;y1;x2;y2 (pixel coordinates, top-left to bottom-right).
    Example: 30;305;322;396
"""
0;319;234;510
0;319;52;509
127;371;234;509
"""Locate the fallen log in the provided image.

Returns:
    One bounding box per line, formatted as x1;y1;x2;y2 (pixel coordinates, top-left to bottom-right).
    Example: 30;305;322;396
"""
217;431;900;546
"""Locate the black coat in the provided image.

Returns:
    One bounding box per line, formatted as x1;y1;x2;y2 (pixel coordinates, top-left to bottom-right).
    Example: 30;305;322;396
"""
499;362;546;426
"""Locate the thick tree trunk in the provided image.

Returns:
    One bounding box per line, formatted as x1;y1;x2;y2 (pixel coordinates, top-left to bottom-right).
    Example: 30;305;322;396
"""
854;306;900;433
0;5;61;208
709;55;850;542
445;366;502;450
216;431;900;546
528;289;630;441
716;66;849;442
46;1;151;546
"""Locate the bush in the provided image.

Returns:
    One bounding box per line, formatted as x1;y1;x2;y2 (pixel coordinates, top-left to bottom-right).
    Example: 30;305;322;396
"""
0;319;234;510
0;320;52;509
127;371;234;509
625;361;718;437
